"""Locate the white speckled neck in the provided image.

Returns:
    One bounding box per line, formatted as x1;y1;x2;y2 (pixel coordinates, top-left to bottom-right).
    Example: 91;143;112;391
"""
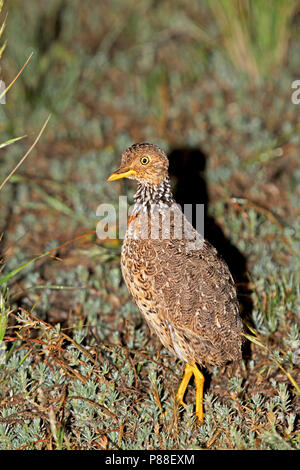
133;176;174;210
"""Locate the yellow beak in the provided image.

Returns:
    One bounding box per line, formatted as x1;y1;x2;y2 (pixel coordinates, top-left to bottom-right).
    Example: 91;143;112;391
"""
107;168;136;182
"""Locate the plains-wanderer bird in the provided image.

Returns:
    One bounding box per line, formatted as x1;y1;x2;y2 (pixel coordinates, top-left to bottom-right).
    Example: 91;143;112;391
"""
107;143;243;422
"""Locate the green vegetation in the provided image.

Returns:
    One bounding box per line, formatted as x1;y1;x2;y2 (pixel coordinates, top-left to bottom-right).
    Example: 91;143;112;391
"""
0;0;299;449
207;0;298;82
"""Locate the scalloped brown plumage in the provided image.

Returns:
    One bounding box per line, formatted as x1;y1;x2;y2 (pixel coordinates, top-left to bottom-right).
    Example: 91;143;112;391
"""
107;143;243;422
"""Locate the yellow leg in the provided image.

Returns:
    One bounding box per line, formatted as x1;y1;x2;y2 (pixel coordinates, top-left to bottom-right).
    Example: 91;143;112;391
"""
193;363;205;423
176;362;205;423
175;363;193;406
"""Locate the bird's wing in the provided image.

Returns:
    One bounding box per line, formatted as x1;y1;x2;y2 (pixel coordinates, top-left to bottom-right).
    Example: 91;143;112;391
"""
152;238;243;363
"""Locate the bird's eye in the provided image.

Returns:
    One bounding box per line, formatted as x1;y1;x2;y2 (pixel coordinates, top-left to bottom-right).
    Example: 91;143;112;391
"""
140;156;150;165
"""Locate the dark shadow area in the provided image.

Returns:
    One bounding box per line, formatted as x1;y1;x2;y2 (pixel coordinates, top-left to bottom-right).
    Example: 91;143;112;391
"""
168;147;253;360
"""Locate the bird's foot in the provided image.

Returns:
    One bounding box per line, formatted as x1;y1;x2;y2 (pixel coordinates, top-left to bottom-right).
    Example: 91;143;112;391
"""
176;362;205;424
175;394;187;408
195;409;204;424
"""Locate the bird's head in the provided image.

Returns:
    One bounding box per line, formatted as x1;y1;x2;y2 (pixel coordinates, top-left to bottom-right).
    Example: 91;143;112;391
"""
107;143;169;186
